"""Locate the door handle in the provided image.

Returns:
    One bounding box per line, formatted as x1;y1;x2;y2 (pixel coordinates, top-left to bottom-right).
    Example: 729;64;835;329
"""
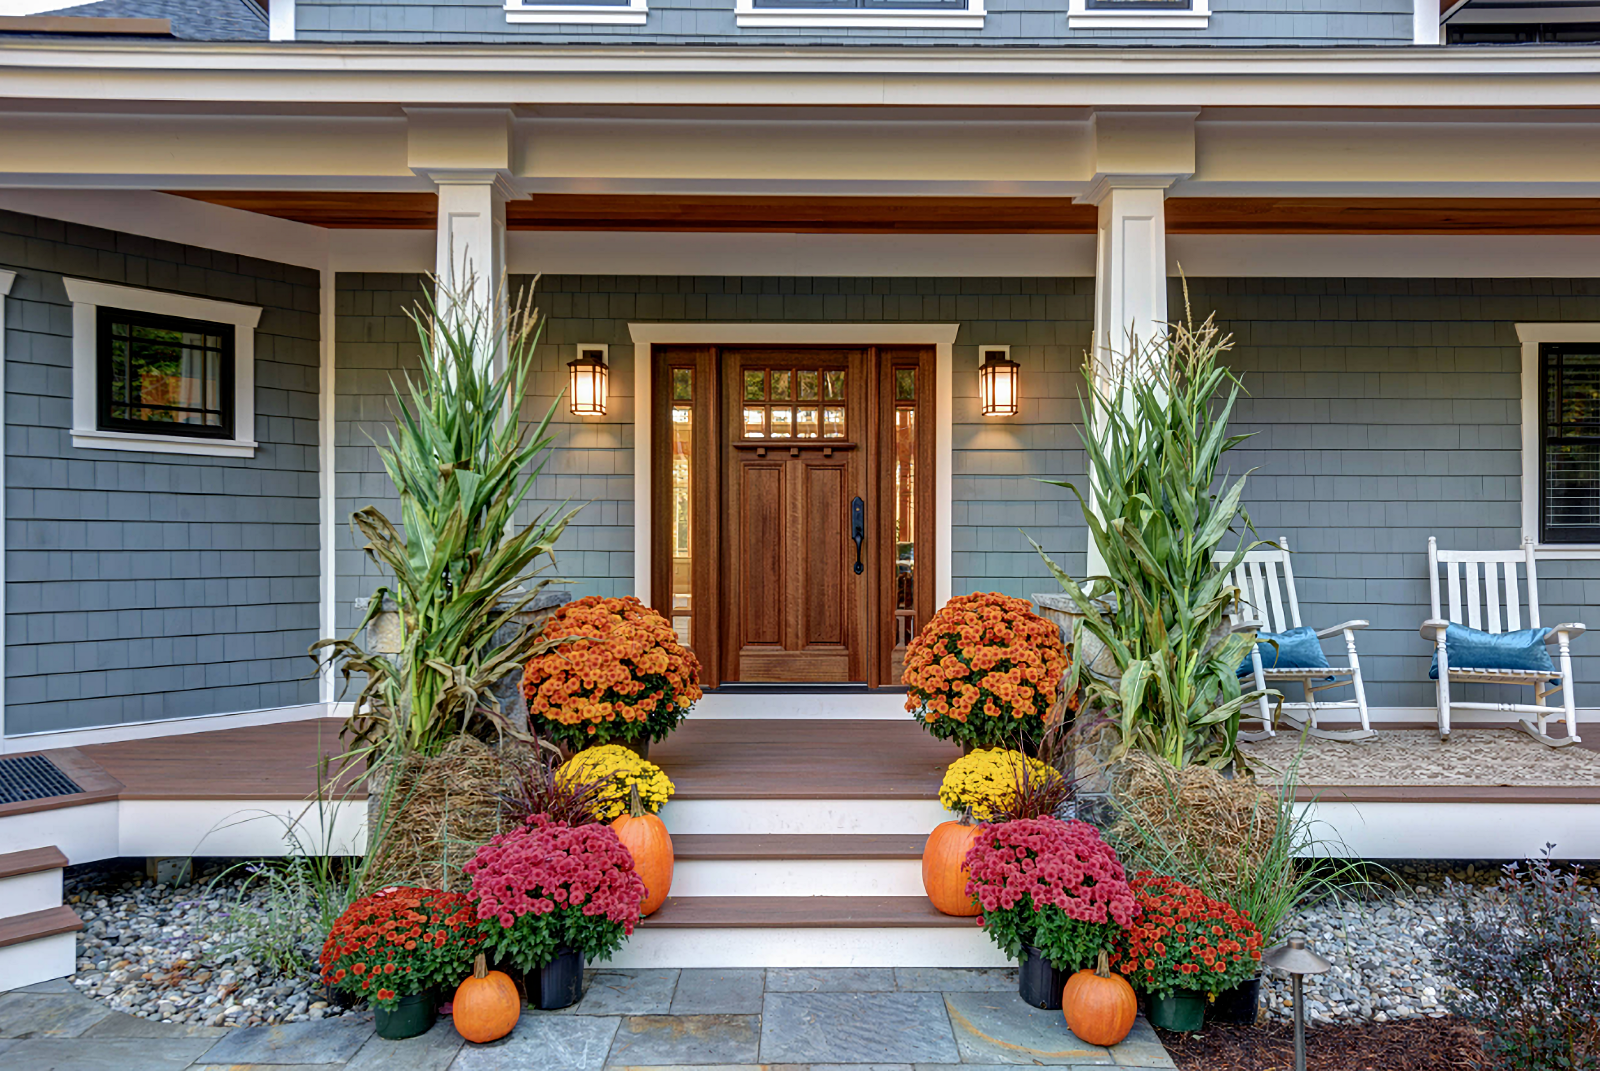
851;496;865;575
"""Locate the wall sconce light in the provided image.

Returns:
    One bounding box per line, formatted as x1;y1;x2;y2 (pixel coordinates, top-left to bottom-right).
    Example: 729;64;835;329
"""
1263;933;1332;1071
978;345;1019;417
568;344;609;416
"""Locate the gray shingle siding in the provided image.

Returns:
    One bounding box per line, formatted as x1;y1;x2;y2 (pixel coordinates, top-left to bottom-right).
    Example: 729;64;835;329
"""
0;210;321;736
295;0;1411;46
1192;275;1600;711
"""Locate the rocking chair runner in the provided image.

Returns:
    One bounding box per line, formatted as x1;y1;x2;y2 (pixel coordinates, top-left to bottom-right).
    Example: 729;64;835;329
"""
1213;537;1375;742
1423;536;1584;747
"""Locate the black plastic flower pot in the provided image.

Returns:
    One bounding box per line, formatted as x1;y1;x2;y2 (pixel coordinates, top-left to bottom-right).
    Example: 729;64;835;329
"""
373;988;436;1040
536;947;585;1010
1018;946;1070;1010
1208;974;1262;1025
1146;988;1206;1032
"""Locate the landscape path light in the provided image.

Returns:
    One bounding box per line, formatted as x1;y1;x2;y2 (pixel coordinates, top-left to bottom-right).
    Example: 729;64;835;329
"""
1262;932;1331;1071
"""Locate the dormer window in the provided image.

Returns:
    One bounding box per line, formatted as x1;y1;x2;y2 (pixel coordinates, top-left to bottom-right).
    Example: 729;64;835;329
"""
735;0;984;28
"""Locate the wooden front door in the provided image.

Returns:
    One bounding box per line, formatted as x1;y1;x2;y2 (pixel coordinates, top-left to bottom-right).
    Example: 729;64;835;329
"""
651;344;934;689
723;349;867;682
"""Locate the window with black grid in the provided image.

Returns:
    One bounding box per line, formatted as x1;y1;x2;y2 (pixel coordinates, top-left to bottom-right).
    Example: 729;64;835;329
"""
1540;343;1600;543
97;307;235;440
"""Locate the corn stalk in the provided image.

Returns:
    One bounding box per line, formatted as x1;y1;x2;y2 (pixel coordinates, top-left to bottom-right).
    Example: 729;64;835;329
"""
312;275;579;768
1032;301;1271;769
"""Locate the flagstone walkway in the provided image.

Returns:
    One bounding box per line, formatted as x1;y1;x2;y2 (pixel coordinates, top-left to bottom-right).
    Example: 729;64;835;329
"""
2;968;1175;1071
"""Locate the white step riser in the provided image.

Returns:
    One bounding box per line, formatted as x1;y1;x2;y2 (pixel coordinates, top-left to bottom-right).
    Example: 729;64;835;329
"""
600;926;1007;969
672;858;925;898
0;932;77;993
0;803;118;863
661;799;950;836
0;869;63;919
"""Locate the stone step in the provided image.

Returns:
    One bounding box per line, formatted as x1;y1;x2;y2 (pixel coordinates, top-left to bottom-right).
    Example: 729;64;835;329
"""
0;846;68;920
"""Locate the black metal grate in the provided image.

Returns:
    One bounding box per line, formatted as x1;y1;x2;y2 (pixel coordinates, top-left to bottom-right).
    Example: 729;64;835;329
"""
0;754;83;806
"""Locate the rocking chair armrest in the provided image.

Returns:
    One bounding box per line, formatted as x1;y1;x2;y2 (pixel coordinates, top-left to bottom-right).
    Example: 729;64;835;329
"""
1231;619;1268;635
1546;624;1587;643
1314;619;1369;639
1419;619;1451;642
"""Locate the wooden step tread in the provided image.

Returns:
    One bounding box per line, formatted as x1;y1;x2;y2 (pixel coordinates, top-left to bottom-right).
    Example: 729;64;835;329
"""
0;905;83;950
0;846;68;880
672;834;926;860
641;896;976;929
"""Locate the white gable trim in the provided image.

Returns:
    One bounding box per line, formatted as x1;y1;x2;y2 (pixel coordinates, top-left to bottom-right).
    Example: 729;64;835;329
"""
1515;322;1600;560
628;321;957;614
62;277;263;458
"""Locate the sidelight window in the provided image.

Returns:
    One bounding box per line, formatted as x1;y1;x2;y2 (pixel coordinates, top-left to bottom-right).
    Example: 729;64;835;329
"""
670;368;695;645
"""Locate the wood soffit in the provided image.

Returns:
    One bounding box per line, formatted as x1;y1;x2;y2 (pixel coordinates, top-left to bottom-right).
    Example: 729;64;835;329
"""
169;191;1600;234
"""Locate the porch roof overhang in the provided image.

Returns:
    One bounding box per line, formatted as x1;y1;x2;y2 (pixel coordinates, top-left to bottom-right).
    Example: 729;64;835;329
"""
4;43;1600;109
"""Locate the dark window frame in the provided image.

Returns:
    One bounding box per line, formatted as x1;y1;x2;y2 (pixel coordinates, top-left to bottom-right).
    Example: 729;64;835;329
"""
1539;342;1600;544
96;306;236;441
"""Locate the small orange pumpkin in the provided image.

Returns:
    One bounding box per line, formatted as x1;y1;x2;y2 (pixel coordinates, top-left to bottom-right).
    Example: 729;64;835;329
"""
612;786;674;917
453;953;521;1044
922;820;982;917
1063;950;1137;1047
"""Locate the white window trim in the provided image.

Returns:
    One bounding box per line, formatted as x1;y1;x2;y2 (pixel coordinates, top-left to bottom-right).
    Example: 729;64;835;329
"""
504;0;648;25
1516;322;1600;560
63;277;262;459
629;322;957;610
1067;0;1208;29
734;0;985;29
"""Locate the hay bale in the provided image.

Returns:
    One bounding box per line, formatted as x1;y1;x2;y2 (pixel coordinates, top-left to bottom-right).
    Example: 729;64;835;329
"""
364;737;530;893
1106;750;1281;904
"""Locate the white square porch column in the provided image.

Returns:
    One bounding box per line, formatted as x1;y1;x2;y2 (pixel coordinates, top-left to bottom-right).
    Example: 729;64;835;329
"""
429;171;513;340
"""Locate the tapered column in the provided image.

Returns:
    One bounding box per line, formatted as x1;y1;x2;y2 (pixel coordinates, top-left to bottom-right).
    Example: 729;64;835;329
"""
1081;175;1172;381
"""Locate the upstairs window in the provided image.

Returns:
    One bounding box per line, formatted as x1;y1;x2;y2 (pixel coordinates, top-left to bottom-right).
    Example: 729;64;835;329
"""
98;308;235;440
735;0;984;28
1067;0;1207;28
504;0;648;24
1540;343;1600;544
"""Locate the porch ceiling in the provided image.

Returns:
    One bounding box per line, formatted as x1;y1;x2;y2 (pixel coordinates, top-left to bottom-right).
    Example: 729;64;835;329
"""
168;191;1600;234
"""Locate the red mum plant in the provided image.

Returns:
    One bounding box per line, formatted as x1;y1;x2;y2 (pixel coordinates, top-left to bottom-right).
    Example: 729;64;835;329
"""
523;595;702;750
965;817;1139;972
903;592;1070;750
319;887;481;1010
466;815;647;972
1110;871;1263;998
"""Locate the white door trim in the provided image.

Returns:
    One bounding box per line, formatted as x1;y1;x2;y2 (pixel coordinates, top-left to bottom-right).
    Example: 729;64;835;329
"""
627;322;958;615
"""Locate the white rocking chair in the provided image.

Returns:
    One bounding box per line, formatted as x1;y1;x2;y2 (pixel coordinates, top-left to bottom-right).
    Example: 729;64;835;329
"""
1214;537;1375;743
1423;536;1584;747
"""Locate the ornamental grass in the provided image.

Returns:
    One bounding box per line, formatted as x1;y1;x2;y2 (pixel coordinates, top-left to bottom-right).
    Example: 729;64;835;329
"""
903;592;1070;750
965;817;1138;972
557;744;675;821
465;815;647;972
523;596;702;750
318;886;482;1009
1109;871;1263;998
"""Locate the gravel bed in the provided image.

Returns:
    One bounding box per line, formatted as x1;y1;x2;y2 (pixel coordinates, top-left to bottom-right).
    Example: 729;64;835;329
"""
1261;859;1599;1026
65;859;359;1029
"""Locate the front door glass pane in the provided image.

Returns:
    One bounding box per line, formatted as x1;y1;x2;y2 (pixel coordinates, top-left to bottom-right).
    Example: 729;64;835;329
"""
671;395;694;646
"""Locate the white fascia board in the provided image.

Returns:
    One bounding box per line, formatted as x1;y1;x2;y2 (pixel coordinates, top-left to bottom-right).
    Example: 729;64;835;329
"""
269;0;295;40
10;46;1600;108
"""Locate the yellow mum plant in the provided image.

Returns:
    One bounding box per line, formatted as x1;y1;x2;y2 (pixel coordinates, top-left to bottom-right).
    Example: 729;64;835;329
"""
557;745;675;821
938;747;1057;821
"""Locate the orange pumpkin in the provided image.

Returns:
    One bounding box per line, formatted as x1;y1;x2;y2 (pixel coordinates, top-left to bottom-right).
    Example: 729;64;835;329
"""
922;820;982;916
612;789;674;917
1063;950;1137;1047
453;953;521;1044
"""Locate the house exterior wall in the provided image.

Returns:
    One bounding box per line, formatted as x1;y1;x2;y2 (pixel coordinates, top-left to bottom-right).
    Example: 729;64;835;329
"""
294;0;1412;46
332;272;1093;640
1195;275;1600;711
0;210;322;736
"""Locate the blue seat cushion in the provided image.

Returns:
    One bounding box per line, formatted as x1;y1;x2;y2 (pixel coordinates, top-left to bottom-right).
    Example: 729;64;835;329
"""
1237;626;1331;677
1429;622;1554;680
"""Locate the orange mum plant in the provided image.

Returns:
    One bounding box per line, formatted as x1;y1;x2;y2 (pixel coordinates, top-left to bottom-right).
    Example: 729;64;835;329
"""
523;596;702;750
902;592;1069;750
